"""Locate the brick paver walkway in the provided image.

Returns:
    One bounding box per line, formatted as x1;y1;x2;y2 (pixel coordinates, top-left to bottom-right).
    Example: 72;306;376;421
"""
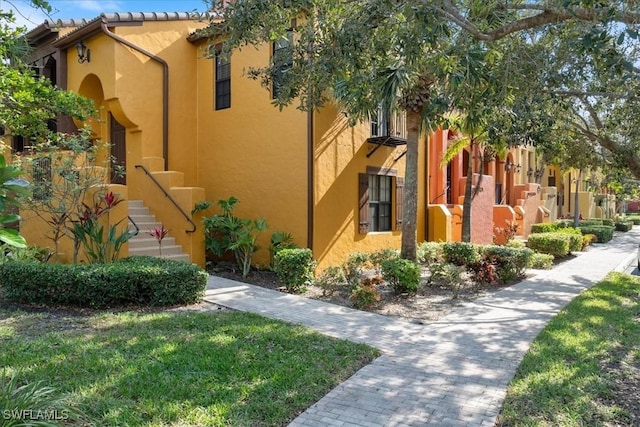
204;228;639;426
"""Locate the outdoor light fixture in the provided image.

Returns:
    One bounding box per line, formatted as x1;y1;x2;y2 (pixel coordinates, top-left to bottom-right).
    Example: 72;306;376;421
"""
527;167;534;177
76;40;90;63
505;161;521;173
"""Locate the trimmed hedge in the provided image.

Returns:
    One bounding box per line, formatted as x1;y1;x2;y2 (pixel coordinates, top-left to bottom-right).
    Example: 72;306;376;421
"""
482;246;534;283
442;242;481;266
0;256;208;308
556;228;584;252
274;248;316;293
528;253;554;270
526;233;572;257
626;216;640;225
602;218;615;226
530;223;560;233
381;258;421;294
577;225;614;243
615;221;633;232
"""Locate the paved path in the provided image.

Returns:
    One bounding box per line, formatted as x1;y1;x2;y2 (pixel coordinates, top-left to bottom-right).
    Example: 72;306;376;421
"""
204;228;639;427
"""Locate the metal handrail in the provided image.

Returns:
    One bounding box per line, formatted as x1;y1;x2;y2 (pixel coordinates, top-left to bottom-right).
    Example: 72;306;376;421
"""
134;164;196;233
127;215;140;237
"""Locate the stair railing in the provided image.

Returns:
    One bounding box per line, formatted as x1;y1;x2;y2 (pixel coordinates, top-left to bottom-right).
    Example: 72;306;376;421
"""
128;215;140;237
134;164;197;233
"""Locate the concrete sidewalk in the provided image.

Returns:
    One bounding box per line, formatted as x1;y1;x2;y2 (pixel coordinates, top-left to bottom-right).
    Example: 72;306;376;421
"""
204;228;639;427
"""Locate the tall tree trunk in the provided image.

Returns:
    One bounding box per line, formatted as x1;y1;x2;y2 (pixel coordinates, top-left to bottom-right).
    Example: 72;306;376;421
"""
401;110;421;261
573;169;582;228
462;139;474;242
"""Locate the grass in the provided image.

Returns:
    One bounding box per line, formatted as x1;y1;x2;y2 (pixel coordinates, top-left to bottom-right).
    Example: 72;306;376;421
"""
0;308;379;426
498;272;640;426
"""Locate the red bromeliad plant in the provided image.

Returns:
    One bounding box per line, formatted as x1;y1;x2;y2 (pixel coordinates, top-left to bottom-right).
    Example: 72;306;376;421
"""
148;224;169;256
72;191;136;263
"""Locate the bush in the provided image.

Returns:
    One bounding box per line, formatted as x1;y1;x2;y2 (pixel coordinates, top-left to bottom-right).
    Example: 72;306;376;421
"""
530;223;560;233
528;253;554;269
380;258;421;294
482;246;534;283
526;233;571;257
417;241;443;266
273;248;316;293
428;262;465;298
577;225;614;243
582;234;597;250
505;239;526;249
615;221;633;232
442;242;481;266
269;231;298;269
369;248;400;271
315;265;347;296
602;218;615;226
350;277;382;309
0;256;207;308
467;259;498;286
342;252;370;288
625;216;640;225
579;219;604;226
556;228;583;252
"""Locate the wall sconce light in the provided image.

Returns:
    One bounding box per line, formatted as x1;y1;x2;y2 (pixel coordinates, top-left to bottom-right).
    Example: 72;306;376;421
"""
535;169;543;179
76;40;90;63
527;167;534;177
505;161;521;173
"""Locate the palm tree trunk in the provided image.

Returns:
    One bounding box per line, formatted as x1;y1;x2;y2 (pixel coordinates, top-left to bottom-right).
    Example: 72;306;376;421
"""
462;139;474;242
400;110;421;261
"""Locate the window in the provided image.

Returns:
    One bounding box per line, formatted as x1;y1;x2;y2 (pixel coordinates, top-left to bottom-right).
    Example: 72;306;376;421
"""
215;53;231;110
371;108;389;137
272;31;293;99
359;168;403;233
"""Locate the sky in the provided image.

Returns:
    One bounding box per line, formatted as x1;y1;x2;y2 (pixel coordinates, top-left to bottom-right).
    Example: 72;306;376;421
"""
2;0;210;29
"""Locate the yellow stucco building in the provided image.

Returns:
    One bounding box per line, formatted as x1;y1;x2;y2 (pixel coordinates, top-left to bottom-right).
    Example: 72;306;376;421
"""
17;13;413;270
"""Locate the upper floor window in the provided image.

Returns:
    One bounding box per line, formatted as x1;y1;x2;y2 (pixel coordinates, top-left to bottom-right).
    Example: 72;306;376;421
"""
215;53;231;110
272;31;293;99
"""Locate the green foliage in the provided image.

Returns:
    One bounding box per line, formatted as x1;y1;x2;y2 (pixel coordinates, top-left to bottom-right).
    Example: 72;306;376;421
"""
0;256;207;308
202;197;268;276
314;265;347;297
349;276;382;309
269;230;297;269
482;246;534;283
273;248;316;293
602;218;616;226
505;239;526;249
526;233;572;258
71;191;136;263
416;241;443;266
442;242;481;266
342;251;370;289
577;225;614;243
556;228;584;252
380;258;421;295
0;244;50;264
429;262;465;299
0;154;29;249
0;369;83;426
528;253;555;270
530;222;560;233
467;259;498;286
614;221;633;232
369;248;400;270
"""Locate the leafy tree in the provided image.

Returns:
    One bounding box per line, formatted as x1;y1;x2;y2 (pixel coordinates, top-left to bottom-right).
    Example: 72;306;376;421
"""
201;0;639;258
0;154;29;248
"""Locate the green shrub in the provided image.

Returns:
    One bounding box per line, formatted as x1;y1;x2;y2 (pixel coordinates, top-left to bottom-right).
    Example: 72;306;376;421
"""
483;246;534;283
0;256;207;308
526;233;571;257
602;218;615;226
350;277;382;309
530;223;560;233
528;253;554;269
269;231;298;269
342;251;370;288
614;221;633;232
442;242;481;266
369;248;400;271
428;262;465;298
417;241;443;266
380;258;421;294
579;219;604;226
314;265;347;296
577;225;614;243
556;228;583;252
626;216;640;225
273;248;316;293
582;233;598;250
505;239;526;249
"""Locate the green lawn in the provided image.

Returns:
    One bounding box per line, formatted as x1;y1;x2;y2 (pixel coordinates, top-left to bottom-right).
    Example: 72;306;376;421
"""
498;272;640;426
0;308;379;426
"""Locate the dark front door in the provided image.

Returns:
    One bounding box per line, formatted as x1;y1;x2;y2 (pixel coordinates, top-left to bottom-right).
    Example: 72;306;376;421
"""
109;113;126;185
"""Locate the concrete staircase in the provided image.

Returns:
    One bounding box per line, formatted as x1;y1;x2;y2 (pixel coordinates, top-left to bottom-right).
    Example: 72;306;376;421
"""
128;200;190;262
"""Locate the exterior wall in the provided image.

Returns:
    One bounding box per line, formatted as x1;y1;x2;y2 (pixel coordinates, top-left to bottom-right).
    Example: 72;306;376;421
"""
459;174;495;244
195;42;308;268
428;205;452;242
314;103;407;270
493;205;516;245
